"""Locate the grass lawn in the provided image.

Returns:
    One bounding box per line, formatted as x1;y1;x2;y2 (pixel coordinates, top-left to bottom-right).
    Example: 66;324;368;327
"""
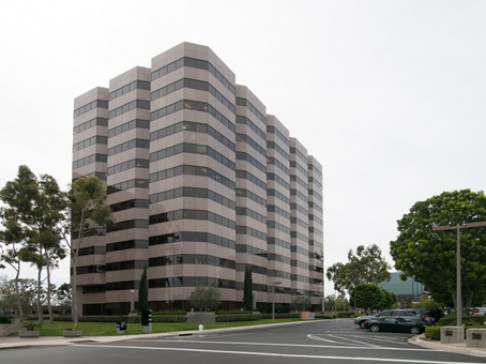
36;318;300;336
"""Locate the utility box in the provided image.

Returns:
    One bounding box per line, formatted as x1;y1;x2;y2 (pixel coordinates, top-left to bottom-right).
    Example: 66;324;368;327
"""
440;326;465;344
467;329;486;348
116;321;127;334
301;312;315;320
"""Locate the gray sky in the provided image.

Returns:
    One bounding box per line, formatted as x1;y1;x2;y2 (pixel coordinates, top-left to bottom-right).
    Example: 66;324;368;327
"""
1;0;485;296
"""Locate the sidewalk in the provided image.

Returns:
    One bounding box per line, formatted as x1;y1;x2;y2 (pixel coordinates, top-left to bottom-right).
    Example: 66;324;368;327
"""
409;334;486;359
0;320;310;350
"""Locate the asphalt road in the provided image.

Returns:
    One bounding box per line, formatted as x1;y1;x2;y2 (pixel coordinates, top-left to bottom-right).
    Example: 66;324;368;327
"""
2;319;485;364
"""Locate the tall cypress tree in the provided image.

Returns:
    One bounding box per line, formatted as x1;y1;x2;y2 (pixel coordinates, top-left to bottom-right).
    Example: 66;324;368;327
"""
243;266;253;311
138;266;148;314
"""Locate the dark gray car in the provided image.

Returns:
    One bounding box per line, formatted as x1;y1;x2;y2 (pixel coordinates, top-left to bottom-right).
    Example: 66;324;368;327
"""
354;309;428;328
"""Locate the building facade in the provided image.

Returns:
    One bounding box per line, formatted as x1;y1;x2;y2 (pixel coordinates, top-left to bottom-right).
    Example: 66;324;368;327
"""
72;42;323;315
378;272;425;304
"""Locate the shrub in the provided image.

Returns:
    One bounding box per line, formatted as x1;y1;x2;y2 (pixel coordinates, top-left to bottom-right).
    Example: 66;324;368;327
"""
23;321;38;331
216;310;254;315
152;315;186;323
425;326;441;340
0;316;12;324
216;314;261;322
438;315;485;326
152;311;186;316
336;311;355;318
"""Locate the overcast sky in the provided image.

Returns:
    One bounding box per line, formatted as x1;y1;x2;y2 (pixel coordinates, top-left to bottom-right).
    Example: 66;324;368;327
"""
1;0;485;296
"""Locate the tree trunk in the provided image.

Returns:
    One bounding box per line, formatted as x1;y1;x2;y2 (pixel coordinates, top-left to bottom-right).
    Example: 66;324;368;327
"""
36;266;43;323
46;259;54;325
72;210;85;324
14;259;24;322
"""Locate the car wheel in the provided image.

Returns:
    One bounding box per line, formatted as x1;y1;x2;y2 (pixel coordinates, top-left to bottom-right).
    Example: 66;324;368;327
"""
359;321;367;329
369;324;380;333
410;326;421;335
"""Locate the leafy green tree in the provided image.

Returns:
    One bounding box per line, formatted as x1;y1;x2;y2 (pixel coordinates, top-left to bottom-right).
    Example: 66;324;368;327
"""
350;283;394;311
54;283;72;314
243;266;253;311
381;289;397;310
69;176;112;323
188;286;221;311
34;174;68;324
390;189;486;316
413;294;440;309
138;266;148;314
0;278;37;316
326;244;391;295
292;294;311;311
0;166;40;322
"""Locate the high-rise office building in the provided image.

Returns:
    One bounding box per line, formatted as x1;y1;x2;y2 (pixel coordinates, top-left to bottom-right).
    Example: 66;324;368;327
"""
72;42;323;315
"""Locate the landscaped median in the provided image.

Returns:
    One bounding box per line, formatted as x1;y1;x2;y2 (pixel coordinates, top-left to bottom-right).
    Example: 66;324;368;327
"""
1;313;305;337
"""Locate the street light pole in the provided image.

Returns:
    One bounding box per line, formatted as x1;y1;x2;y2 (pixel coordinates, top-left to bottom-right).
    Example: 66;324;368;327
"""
432;221;486;326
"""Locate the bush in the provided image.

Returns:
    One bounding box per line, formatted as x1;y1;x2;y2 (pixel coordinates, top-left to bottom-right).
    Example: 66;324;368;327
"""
216;314;261;322
426;325;486;341
152;315;186;323
425;326;441;340
0;316;12;324
152;311;186;316
259;313;300;320
336;311;355;318
438;315;485;326
216;310;254;315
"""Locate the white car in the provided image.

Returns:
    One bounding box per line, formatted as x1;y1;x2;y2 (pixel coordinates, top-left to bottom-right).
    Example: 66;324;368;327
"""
471;307;486;315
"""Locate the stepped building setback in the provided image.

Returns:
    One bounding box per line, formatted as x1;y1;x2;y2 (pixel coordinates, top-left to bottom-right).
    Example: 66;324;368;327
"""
72;42;324;315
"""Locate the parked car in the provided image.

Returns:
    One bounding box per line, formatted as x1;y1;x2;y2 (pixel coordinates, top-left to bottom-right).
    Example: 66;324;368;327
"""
363;317;426;334
415;308;443;325
471;307;486;316
354;309;429;329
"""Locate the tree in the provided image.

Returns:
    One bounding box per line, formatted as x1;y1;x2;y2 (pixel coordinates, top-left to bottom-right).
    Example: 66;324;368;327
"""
188;286;221;311
390;189;486;316
413;294;439;309
350;283;395;312
54;283;72;314
243;266;253;311
326;244;391;296
1;166;67;324
138;266;148;314
69;176;112;323
292;294;311;312
0;278;37;316
0;166;40;322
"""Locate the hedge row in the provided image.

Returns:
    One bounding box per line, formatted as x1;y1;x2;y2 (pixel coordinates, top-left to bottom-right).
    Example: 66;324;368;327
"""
23;312;303;323
425;326;441;340
0;316;12;324
438;316;486;326
152;311;186;316
426;325;486;340
216;311;254;315
216;314;261;322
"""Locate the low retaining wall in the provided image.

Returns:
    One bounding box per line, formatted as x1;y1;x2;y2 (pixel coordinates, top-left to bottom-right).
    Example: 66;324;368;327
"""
0;321;20;337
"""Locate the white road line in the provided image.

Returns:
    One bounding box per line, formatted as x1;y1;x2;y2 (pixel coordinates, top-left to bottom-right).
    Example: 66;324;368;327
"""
326;333;382;348
306;334;338;343
73;343;482;364
349;334;414;346
127;339;437;352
